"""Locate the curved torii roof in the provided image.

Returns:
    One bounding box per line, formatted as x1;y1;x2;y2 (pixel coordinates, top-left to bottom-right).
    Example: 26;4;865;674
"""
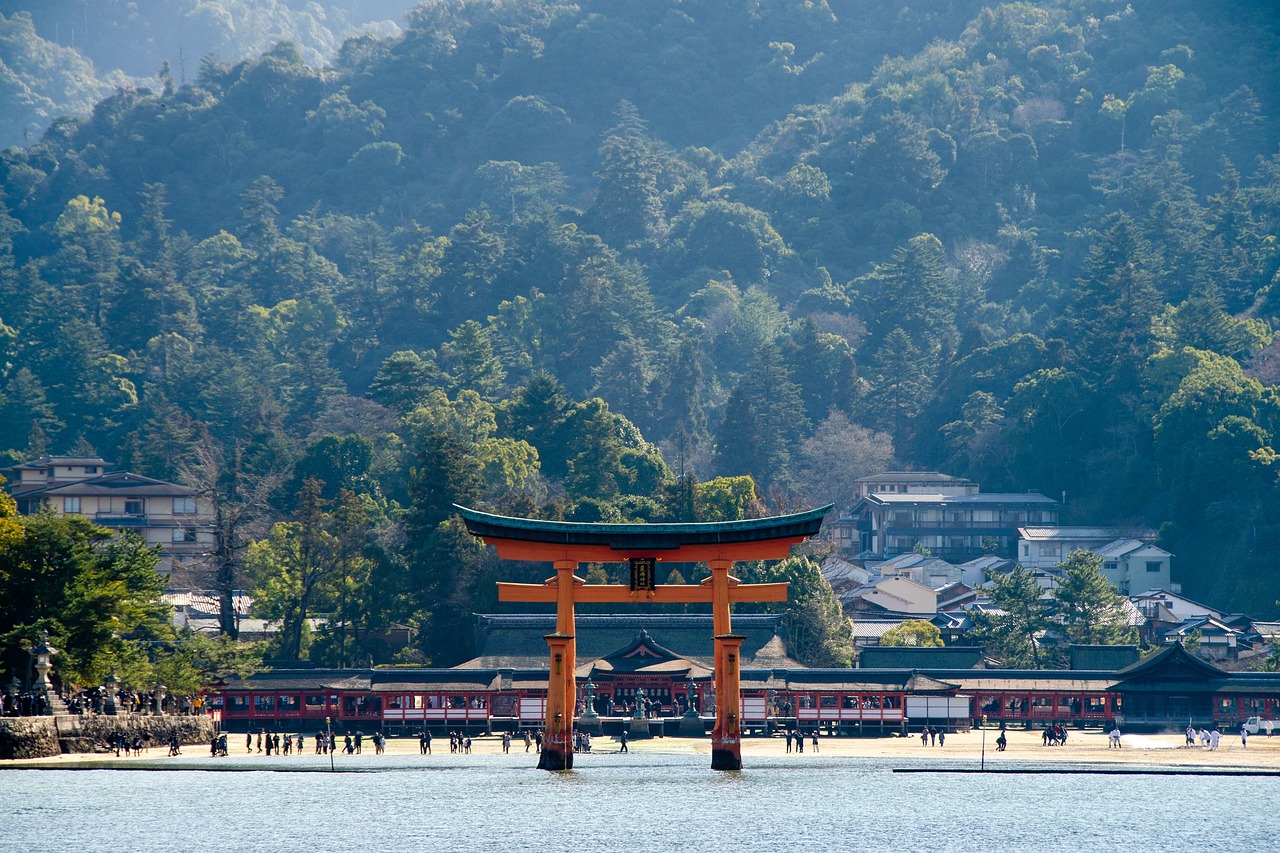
453;504;833;563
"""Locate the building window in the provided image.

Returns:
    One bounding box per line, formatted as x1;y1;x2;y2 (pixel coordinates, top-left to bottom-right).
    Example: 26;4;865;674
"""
1104;562;1118;572
84;466;98;474
173;496;197;514
124;499;144;515
173;527;198;543
63;497;81;514
1042;544;1060;558
1146;561;1162;573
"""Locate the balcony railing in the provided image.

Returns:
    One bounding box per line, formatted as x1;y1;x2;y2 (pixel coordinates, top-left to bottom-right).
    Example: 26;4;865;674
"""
88;511;211;527
881;519;1050;530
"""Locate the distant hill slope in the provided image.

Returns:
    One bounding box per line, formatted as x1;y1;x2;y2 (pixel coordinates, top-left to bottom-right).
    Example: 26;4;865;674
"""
0;1;413;148
0;0;1278;615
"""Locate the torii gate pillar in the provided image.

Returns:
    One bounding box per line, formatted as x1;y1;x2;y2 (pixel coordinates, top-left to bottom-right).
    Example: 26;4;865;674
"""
539;559;579;771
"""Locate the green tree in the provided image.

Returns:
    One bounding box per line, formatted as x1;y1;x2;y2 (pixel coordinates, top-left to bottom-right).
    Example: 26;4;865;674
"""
589;101;665;246
694;475;764;522
737;555;853;667
248;479;340;662
881;619;944;647
499;371;573;478
867;327;929;450
0;501;177;688
713;342;808;491
441;319;506;400
1068;212;1162;388
369;350;444;413
968;564;1050;667
858;233;957;361
1053;549;1136;646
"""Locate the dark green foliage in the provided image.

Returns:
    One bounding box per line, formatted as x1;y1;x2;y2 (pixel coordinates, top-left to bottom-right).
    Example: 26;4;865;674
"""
0;0;1276;631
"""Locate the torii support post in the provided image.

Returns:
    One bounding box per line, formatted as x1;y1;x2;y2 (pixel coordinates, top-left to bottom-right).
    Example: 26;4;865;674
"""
454;504;831;772
711;634;745;771
537;559;579;771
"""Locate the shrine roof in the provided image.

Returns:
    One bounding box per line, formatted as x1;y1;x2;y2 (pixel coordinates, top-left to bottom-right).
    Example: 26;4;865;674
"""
453;504;832;552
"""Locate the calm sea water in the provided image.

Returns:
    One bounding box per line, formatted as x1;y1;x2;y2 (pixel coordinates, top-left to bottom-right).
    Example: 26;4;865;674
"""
3;750;1277;851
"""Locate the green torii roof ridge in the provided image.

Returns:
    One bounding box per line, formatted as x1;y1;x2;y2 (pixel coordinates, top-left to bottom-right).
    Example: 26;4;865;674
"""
453;503;834;550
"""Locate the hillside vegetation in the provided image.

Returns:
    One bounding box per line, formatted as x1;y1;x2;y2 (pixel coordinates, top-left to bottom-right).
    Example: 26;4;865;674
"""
0;0;1278;664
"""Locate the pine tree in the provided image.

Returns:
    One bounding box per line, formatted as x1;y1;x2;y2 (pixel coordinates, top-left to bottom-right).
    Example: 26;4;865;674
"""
589;101;665;246
1054;549;1136;646
713;343;808;492
867;327;929;451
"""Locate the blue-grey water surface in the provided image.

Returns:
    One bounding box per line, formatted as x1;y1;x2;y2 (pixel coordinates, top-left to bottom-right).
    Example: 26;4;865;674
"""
3;750;1277;851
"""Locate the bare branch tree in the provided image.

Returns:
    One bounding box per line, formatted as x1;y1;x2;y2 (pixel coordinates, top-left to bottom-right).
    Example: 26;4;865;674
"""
179;431;285;638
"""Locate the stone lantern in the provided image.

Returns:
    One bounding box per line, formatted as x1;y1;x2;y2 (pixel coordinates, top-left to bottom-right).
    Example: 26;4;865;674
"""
154;684;168;716
102;671;122;716
28;630;56;715
578;679;602;735
685;679;699;717
627;686;652;739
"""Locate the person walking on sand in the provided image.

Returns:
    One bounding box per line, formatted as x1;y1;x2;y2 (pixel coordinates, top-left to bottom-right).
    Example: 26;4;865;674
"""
1241;725;1248;748
938;730;945;747
996;730;1007;752
1109;725;1121;748
619;729;628;754
812;731;819;753
1186;724;1196;747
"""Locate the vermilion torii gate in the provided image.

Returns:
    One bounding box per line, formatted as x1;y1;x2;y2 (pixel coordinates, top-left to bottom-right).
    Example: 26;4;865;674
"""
454;504;831;771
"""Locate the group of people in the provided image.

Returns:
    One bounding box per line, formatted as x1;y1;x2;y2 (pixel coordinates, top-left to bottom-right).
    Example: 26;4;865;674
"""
573;730;593;753
919;726;945;747
1185;724;1231;749
1041;724;1069;746
784;730;820;752
109;732;150;755
2;689;51;717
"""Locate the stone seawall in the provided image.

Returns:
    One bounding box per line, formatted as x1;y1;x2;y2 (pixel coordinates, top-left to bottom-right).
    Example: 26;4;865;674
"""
0;717;60;759
1;714;215;758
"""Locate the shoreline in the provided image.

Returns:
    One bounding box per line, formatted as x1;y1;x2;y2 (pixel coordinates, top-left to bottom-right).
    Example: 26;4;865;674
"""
4;728;1279;772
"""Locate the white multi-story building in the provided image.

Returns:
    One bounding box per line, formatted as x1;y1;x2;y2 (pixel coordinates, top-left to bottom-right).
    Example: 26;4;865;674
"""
1016;526;1172;595
4;455;215;578
832;472;1060;561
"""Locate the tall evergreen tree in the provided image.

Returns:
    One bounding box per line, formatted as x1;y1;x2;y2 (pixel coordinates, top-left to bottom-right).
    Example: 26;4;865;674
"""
713;342;808;492
588;101;665;247
867;327;929;451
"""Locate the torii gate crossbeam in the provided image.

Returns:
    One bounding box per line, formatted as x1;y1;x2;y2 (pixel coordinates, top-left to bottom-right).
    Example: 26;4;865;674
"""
455;504;831;771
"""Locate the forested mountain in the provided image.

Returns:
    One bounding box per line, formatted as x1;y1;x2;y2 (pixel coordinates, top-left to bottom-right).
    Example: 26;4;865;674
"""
1;0;1279;666
0;1;412;148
